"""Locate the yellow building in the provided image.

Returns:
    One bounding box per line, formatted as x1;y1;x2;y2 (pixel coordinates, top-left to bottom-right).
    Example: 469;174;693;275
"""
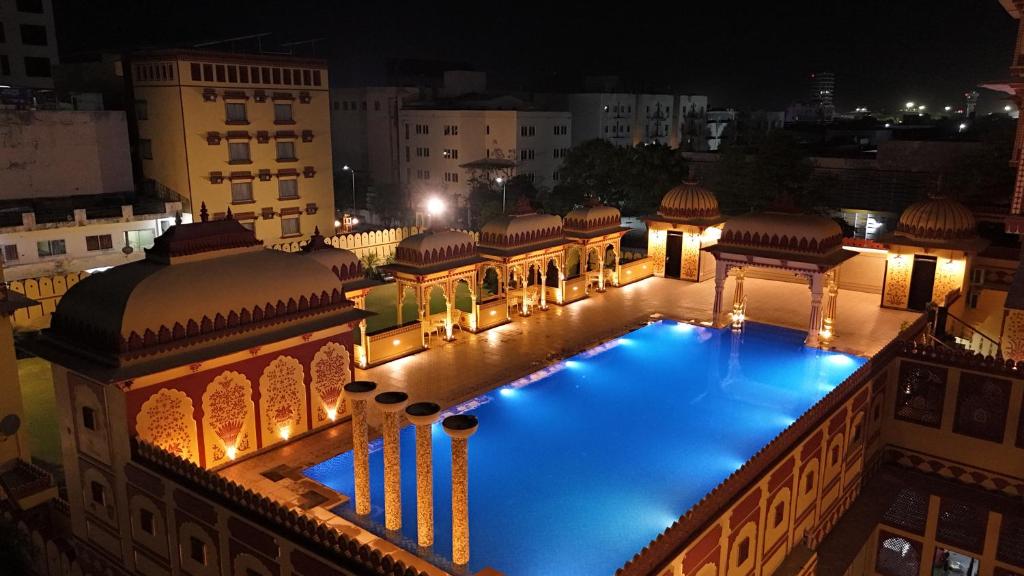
646;181;725;282
129;50;335;242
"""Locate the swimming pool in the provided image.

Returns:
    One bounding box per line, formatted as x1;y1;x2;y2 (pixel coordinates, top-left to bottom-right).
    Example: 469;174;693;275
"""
304;320;866;575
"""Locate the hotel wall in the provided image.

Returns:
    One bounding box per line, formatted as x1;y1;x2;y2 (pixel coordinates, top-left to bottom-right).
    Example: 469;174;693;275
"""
645;360;885;576
881;246;969;309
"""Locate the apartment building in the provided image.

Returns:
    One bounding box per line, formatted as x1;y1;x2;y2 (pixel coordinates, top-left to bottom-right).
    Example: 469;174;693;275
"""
0;0;58;89
130;50;335;242
399;97;571;220
567;92;709;149
330;86;420;187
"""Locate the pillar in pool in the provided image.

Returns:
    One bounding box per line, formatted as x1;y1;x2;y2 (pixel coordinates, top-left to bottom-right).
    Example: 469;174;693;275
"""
443;414;479;567
375;391;409;531
343;381;377;515
405;401;441;548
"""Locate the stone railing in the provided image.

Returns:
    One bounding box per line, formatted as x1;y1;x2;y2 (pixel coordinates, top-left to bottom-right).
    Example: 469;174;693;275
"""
269;227;481;263
132;439;433;576
7;272;90;330
616;314;929;576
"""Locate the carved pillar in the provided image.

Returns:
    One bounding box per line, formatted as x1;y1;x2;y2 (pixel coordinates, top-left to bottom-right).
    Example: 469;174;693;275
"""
343;381;377;515
597;252;606;292
521;267;529;316
375;391;409;531
539;272;547;309
712;260;727;327
405;402;441;548
806;272;824;347
358;319;368;368
444;414;479;567
613;243;621;287
396;281;404;326
444;283;454;340
822;269;839;341
731;267;746;329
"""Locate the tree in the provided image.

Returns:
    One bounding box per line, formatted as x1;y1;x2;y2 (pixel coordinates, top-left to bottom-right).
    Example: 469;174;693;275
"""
0;516;32;575
369;182;408;227
468;174;539;225
556;139;630;205
748;131;813;210
621;144;690;214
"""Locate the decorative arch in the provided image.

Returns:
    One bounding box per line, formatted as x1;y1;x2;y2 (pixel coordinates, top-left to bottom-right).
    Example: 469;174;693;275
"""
259;356;308;445
823;432;846;485
136;389;199;463
129;493;167;554
179;521;218;576
311;342;352;427
765;487;792;547
73;382;109;463
729;520;758;572
81;467;116;525
202;371;256;465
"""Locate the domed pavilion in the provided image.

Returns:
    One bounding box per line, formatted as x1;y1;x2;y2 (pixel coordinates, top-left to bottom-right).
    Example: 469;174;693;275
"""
645;181;727;282
705;210;858;347
563;202;630;293
477;199;572;314
879;197;987;312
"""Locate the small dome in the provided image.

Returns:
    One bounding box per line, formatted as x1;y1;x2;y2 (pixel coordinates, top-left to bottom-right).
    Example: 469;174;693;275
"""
720;212;843;254
658;181;721;221
479;213;563;249
395;229;477;267
564;205;621;234
299;227;362;281
896;197;977;242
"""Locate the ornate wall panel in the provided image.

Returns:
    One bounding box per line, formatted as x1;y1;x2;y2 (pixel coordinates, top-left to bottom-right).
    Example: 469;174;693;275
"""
310;341;352;427
136;389;200;464
259;355;308;447
201;371;256;466
895;361;947;428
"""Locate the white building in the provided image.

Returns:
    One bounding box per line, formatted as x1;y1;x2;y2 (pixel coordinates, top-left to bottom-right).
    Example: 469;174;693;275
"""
567;92;709;149
0;0;58;89
399;96;571;222
0;202;185;280
706;109;738;151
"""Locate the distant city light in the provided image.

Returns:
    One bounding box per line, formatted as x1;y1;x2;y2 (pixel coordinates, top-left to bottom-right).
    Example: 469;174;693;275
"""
334;219;342;227
352;217;360;225
944;106;952;112
917;105;926;111
905;101;915;109
884;123;891;128
959;123;968;132
1005;105;1013;112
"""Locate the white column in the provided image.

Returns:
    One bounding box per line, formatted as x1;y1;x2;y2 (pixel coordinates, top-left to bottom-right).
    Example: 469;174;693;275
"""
443;414;479;567
406;402;441;548
806;272;824;347
343;381;377;515
375;391;409;531
712;260;727;327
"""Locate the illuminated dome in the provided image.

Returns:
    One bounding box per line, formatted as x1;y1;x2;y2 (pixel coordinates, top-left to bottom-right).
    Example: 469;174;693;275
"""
896;197;977;242
719;212;844;254
394;229;477;267
50;217;352;359
479;212;564;250
299;226;363;281
564;204;621;235
658;181;721;222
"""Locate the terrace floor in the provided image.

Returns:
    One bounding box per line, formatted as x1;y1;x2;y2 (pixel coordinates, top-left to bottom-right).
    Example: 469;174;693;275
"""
217;275;919;574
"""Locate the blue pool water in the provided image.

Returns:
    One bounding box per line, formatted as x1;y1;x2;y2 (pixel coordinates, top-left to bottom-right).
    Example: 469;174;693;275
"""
305;321;866;575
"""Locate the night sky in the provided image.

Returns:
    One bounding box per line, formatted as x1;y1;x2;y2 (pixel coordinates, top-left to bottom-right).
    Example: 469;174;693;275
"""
56;0;1017;112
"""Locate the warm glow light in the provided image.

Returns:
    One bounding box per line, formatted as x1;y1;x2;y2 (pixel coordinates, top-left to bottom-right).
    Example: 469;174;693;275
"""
426;197;446;216
352;217;360;225
279;426;291;440
499;387;516;397
334;219;342;227
573;286;578;291
392;338;401;346
226;446;237;460
495;177;504;184
701;226;723;242
326;407;338;421
944;106;952;112
489;310;496;316
343;164;351;171
1006;105;1013;112
905;101;915;109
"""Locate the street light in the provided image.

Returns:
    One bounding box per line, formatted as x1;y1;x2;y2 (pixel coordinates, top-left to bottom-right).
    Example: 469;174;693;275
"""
905;101;915;110
1005;105;1014;112
342;165;356;210
495;176;507;214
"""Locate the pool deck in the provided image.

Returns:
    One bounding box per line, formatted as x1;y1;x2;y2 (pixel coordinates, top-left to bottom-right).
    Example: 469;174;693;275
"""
216;276;920;575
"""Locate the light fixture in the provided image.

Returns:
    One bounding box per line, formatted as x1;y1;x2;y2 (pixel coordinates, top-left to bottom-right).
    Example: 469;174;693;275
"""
334;219;342;227
226;446;238;460
352;217;360;225
426;196;445;216
905;101;915;109
326;407;338;421
279;426;291;440
392;338;401;346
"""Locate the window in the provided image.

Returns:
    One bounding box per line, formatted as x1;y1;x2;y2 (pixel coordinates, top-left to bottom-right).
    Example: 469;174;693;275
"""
443;172;459;183
274;103;293;123
239;66;249;83
81;406;96;430
414;124;429;135
85;235;113;251
443;148;458;159
272;68;281;84
135;99;148;120
2;244;19;263
24;56;51;77
228;142;251;163
126;230;155;251
276;141;296;161
19;24;47;46
202;63;213;81
281;217;300;237
520;125;535;137
773;501;785;527
16;0;44;13
444;125;459;135
736;538;750;564
282;68;291;85
416;147;429;158
404;124;409;139
215;64;226;82
313;70;321;86
830;444;840;465
90;481;105;506
1;56;9;76
225;102;247;123
361;101;366;110
278;178;298;199
190;62;201;81
231;181;254;203
803;471;814;494
227;65;237;83
239;221;255;231
189;537;207;565
374;100;381;111
37;239;65;258
485;125;490;135
552;170;560;181
139;508;155;536
405;146;410;161
139;139;153;160
520;149;535;160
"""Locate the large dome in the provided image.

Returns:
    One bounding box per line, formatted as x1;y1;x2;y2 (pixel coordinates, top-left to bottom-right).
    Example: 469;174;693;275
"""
394;229;477;267
896;197;977;242
479;213;564;250
719;212;843;255
564;205;621;234
50;219;351;359
658;181;721;222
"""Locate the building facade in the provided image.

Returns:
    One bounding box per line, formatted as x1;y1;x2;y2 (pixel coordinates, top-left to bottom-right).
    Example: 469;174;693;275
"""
129;50;335;242
398;103;571;215
329;86;420;188
567;93;709;149
0;0;58;89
